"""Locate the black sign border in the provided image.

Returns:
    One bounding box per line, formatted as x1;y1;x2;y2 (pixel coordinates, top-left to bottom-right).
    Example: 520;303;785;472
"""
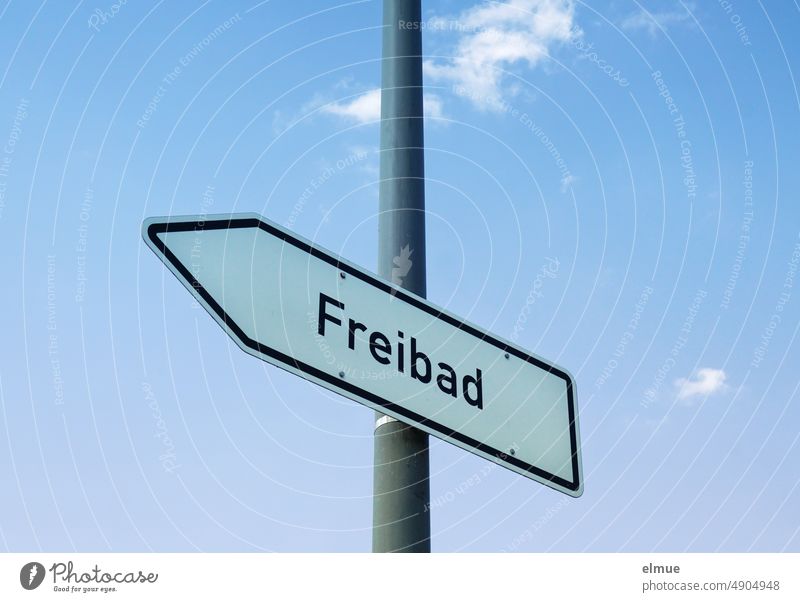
146;216;581;494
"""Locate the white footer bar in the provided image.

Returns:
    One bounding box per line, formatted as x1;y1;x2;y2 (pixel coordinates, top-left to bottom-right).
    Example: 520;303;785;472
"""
1;553;797;601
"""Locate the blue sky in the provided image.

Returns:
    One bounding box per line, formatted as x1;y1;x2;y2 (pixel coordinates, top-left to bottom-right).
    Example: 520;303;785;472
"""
0;0;799;552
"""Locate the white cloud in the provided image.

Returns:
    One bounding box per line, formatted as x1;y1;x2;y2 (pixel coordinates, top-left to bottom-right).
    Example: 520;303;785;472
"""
423;93;444;119
424;0;578;111
621;5;694;37
674;368;727;402
322;89;382;123
321;88;445;124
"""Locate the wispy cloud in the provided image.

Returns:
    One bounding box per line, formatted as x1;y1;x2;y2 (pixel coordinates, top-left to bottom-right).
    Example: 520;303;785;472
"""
423;93;444;120
424;0;578;111
675;368;727;403
273;83;444;134
621;4;695;37
322;89;381;123
321;88;445;124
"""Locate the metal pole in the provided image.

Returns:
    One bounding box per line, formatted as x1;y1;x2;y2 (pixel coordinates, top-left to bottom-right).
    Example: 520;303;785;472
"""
372;0;430;553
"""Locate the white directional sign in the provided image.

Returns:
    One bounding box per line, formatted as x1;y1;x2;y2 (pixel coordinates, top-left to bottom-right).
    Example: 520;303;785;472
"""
143;213;583;496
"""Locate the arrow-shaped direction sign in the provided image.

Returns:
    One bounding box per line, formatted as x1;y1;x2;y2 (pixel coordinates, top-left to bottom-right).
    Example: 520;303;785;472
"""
143;213;583;496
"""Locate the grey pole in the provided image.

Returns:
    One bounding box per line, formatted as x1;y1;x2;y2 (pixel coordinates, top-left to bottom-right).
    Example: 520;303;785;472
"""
372;0;431;553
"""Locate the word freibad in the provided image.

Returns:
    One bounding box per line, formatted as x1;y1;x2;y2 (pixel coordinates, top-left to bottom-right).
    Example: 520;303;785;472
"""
317;293;484;409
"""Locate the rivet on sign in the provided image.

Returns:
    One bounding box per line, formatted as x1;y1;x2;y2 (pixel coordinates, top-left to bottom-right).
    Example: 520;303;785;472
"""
504;353;510;359
339;371;345;378
510;448;516;456
340;271;346;279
